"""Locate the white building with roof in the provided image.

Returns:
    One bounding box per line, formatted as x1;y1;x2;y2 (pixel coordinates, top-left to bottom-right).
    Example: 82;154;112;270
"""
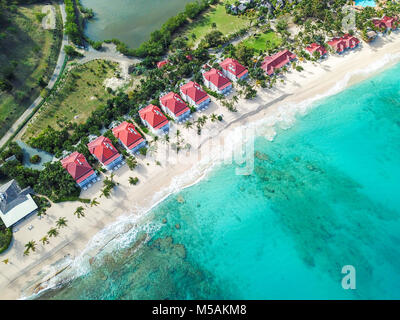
0;180;38;228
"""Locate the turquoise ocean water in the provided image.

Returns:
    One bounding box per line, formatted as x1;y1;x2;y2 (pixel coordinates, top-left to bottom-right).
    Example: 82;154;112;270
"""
38;63;400;299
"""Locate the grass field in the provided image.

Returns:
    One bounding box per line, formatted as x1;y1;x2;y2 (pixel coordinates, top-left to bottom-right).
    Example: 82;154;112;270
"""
22;60;118;140
183;2;251;48
0;4;62;140
241;31;282;53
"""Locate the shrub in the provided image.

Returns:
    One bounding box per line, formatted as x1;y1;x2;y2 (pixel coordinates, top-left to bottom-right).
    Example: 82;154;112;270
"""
139;147;147;156
0;222;12;254
30;154;41;164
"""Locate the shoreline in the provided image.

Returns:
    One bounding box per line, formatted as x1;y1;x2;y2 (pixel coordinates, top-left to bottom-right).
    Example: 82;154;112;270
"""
1;32;400;300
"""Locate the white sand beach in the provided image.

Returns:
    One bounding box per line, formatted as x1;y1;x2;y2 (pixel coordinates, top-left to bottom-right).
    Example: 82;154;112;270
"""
1;32;400;300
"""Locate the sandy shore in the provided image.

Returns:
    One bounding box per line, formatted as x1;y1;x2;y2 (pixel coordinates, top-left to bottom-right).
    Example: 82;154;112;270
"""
1;32;400;300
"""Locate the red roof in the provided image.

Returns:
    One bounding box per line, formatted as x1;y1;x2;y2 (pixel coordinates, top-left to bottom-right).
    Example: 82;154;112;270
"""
160;92;190;117
372;19;387;29
261;49;297;75
382;16;398;29
373;16;398;30
342;34;360;48
112;121;145;150
157;60;169;69
139;104;169;130
61;151;95;184
305;43;327;56
87;136;120;166
203;68;232;90
220;58;248;78
180;81;210;105
186;55;193;61
327;37;348;52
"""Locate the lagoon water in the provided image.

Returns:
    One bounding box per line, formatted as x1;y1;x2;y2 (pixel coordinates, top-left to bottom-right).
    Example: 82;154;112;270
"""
80;0;192;48
39;63;400;299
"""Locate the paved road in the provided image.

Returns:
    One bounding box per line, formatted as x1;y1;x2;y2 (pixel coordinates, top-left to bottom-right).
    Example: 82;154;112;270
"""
0;2;68;148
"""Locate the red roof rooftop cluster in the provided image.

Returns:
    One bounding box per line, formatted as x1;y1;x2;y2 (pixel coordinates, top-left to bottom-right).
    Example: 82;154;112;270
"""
306;43;327;57
261;49;297;75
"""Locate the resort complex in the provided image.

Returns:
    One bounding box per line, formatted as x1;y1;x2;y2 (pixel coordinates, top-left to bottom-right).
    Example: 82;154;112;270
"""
0;0;400;301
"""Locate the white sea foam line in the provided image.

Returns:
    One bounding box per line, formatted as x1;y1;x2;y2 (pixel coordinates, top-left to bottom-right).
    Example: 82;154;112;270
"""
23;53;400;299
252;52;400;141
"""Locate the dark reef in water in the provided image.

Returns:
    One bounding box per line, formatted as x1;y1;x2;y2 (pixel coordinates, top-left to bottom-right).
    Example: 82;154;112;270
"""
251;144;400;298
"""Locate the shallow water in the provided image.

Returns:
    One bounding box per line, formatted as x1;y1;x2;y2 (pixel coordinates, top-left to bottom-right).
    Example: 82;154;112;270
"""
80;0;192;48
355;0;376;7
39;62;400;299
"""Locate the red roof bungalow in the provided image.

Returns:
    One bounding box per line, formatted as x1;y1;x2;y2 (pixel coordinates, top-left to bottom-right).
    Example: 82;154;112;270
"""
220;58;248;81
327;37;348;54
61;152;97;188
203;68;232;95
261;49;297;76
139;104;170;134
160;92;191;122
306;43;327;58
112;121;147;154
342;34;360;49
157;60;169;69
373;16;398;31
382;16;398;30
186;55;193;61
180;81;211;110
87;136;123;170
372;19;388;30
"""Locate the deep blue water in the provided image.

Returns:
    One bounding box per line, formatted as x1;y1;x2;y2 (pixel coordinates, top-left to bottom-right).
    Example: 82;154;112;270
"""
39;63;400;299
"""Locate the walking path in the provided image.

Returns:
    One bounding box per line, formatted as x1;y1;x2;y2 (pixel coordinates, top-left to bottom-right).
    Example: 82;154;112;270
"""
76;43;141;79
0;3;68;149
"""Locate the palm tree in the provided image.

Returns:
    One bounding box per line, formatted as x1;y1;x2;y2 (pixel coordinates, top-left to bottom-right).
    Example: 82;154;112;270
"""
90;198;99;207
151;135;159;145
129;177;139;185
126;156;138;170
40;236;49;245
162;134;170;144
210;113;218;122
37;208;46;217
74;206;85;218
184;121;193;130
24;240;36;255
232;95;239;104
48;228;59;238
56;217;68;229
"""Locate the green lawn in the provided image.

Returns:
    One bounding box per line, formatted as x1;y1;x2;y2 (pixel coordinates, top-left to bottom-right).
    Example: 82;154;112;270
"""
0;4;62;139
183;2;251;48
22;60;118;141
241;31;282;53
